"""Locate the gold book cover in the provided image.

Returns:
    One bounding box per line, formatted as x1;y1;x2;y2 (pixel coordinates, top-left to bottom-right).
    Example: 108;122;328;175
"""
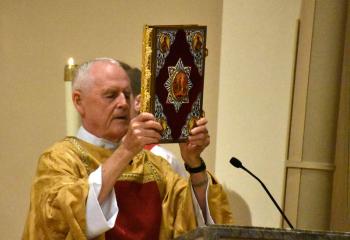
141;25;207;143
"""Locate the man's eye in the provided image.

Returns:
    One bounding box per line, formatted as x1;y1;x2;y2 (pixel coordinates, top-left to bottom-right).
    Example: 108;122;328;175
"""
106;94;116;99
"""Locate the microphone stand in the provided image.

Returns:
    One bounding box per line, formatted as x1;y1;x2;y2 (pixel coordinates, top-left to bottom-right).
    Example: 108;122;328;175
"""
230;157;294;229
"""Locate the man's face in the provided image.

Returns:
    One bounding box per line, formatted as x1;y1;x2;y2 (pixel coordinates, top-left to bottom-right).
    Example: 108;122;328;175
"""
78;62;131;142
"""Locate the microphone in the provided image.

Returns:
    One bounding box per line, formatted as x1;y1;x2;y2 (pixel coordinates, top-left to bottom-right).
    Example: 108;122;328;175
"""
229;157;294;229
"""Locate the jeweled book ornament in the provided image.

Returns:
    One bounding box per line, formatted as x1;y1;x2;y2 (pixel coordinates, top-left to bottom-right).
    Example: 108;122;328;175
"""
141;25;207;143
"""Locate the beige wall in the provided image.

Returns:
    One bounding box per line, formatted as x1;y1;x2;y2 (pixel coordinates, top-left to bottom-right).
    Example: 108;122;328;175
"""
216;0;301;227
0;1;222;238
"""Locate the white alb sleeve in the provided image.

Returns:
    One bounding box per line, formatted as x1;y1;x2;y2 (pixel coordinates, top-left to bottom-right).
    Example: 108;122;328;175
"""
150;145;188;178
191;174;214;226
86;166;118;239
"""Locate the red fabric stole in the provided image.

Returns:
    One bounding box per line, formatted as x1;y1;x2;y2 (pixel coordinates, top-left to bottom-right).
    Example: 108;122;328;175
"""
143;144;157;151
105;181;162;240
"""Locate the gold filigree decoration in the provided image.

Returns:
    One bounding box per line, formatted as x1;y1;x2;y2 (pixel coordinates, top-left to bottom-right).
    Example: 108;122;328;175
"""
141;25;154;113
117;151;162;185
159;117;168;132
187;116;198;131
66;137;94;174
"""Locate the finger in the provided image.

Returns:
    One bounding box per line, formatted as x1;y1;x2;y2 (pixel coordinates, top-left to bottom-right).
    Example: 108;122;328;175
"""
187;140;209;149
138;129;162;140
131;119;162;132
188;134;210;146
136;112;156;122
190;125;208;135
128;126;162;140
122;135;160;151
140;136;161;146
189;132;209;141
195;117;208;126
143;120;163;132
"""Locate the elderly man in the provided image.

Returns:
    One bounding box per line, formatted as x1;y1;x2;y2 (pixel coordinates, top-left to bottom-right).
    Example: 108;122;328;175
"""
23;58;232;240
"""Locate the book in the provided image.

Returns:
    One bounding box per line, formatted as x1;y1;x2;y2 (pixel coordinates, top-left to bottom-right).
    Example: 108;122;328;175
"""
140;25;207;143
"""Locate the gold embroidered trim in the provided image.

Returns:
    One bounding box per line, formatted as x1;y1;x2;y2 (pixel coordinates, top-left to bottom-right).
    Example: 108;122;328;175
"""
65;137;94;174
117;151;162;184
117;173;155;183
145;158;165;195
145;160;161;183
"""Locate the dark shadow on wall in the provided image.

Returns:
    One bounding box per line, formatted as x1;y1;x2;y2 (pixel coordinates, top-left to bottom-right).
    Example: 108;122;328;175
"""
224;186;252;226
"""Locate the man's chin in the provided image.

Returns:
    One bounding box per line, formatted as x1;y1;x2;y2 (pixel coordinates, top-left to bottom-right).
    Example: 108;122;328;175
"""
111;118;129;126
106;127;128;142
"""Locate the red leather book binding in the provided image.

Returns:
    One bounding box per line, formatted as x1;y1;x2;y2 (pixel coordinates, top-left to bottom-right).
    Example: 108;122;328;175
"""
141;25;207;143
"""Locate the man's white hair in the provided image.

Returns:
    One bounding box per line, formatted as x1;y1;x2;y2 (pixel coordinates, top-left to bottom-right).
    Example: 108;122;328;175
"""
72;57;121;91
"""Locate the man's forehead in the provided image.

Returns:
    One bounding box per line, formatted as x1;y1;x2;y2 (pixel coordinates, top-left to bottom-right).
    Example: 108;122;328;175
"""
91;60;122;73
91;61;129;79
101;84;131;92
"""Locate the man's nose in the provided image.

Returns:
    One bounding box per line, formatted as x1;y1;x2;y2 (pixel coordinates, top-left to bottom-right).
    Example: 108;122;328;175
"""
116;93;128;108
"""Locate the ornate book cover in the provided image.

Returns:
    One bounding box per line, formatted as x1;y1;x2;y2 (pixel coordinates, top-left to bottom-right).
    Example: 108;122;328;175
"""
141;25;207;143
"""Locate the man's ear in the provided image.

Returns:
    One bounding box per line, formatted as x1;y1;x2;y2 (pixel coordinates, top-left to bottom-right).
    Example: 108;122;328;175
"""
135;94;141;113
72;90;84;116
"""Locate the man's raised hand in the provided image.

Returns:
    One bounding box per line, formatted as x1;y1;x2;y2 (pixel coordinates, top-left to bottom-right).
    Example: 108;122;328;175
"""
121;112;162;155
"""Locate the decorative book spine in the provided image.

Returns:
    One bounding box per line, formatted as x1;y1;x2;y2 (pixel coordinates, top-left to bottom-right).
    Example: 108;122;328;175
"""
141;25;154;113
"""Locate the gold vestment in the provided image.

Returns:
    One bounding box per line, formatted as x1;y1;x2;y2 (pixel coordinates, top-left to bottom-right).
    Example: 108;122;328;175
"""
23;137;233;240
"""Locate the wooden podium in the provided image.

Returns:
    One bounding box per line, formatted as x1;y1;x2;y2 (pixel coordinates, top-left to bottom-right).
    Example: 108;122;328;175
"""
175;225;350;240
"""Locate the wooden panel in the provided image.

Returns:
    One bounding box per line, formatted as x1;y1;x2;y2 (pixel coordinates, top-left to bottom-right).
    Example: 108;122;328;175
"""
283;168;301;228
330;1;350;231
